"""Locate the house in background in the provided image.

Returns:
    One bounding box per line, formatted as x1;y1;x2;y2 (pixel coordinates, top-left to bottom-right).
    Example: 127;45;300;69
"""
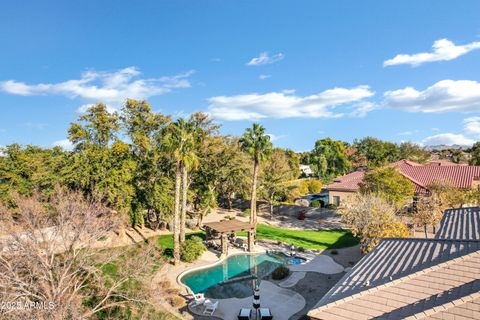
300;164;313;177
323;171;364;207
323;159;480;207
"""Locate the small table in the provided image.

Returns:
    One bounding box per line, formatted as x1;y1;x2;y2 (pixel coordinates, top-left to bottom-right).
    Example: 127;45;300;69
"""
238;308;252;320
259;308;273;320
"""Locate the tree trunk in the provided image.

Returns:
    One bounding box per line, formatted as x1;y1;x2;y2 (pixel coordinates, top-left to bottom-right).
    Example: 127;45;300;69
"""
251;157;259;225
180;162;188;243
173;161;182;265
424;225;428;238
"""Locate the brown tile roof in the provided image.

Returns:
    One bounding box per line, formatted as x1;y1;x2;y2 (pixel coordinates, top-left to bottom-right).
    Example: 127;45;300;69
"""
324;160;480;194
324;171;365;192
435;207;480;241
398;165;480;194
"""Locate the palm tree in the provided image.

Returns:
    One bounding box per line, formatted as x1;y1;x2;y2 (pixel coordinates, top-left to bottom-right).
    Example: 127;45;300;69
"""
239;123;273;226
162;121;184;265
178;119;200;243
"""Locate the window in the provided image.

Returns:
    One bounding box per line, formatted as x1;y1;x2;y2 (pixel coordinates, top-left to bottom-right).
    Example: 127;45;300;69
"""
333;196;340;206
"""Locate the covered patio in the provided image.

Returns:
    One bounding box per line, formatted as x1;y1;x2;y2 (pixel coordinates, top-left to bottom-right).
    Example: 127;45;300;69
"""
203;219;256;255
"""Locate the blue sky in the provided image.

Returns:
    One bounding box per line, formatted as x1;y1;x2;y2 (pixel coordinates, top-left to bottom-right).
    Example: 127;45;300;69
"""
1;1;480;151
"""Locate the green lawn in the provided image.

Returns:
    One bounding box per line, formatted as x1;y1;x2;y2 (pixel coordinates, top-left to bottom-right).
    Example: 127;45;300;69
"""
157;225;357;254
239;225;358;250
157;232;205;257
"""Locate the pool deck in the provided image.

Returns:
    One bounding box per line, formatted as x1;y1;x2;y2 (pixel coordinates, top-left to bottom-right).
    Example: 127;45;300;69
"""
288;254;344;274
152;241;353;319
188;280;306;320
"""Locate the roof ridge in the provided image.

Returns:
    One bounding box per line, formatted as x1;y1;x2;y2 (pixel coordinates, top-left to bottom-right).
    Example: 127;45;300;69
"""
396;168;429;190
308;250;480;316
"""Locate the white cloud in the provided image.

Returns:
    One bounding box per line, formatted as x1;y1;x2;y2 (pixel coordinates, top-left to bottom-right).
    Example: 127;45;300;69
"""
259;74;271;80
463;117;480;135
247;52;284;66
207;85;375;120
384;38;480;67
267;133;286;142
421;133;475;146
52;139;74;151
383;80;480;113
349;102;377;118
0;67;194;109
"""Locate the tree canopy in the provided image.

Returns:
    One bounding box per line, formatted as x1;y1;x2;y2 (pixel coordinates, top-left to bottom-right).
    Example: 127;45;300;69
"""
360;167;415;207
310;138;351;182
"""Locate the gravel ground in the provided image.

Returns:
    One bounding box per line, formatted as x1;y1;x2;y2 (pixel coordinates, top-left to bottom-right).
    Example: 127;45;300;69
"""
324;244;363;268
289;271;345;320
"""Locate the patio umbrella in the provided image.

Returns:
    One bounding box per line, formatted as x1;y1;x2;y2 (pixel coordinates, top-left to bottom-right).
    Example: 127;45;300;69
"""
253;284;260;319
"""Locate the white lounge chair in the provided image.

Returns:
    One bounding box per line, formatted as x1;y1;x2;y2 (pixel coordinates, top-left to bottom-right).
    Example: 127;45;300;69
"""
189;293;205;307
203;300;219;315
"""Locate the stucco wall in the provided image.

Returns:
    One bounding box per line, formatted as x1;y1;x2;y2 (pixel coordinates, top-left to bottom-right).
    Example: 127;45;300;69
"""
328;190;357;206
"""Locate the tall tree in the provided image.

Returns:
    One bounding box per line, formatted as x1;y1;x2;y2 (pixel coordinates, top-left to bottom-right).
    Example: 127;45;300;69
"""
121;99;172;227
470;142;480;165
359;167;414;207
414;195;442;238
68;103;119;150
178;113;217;241
398;142;430;163
239;123;273;226
260;149;292;215
310;138;351;182
354;137;400;168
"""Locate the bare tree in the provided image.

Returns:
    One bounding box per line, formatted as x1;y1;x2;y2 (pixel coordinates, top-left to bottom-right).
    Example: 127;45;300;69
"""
414;195;443;238
338;193;410;253
0;190;159;320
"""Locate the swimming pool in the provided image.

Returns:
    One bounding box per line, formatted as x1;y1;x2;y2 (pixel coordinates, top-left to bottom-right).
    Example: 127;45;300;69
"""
180;253;284;299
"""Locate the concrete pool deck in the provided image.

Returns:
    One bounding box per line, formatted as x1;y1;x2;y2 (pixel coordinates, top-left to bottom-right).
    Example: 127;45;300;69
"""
151;241;355;319
288;254;344;274
189;280;306;320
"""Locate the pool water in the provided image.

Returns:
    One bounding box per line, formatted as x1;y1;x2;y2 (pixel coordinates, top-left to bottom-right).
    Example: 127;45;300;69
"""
180;253;283;298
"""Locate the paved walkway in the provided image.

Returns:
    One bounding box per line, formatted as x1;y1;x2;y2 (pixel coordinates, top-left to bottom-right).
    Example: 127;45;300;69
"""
279;271;306;288
288;254;344;274
189;280;305;320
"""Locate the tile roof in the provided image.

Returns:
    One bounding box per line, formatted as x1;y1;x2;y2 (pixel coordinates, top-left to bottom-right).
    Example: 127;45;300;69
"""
324;171;365;192
435;207;480;241
308;207;480;320
398;165;480;194
324;160;480;194
308;250;480;320
311;239;480;307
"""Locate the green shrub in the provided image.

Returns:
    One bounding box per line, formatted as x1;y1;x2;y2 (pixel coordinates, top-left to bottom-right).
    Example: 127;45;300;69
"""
297;247;305;252
307;180;323;194
241;208;251;217
272;265;290;280
330;249;338;255
311;200;321;208
180;236;206;263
